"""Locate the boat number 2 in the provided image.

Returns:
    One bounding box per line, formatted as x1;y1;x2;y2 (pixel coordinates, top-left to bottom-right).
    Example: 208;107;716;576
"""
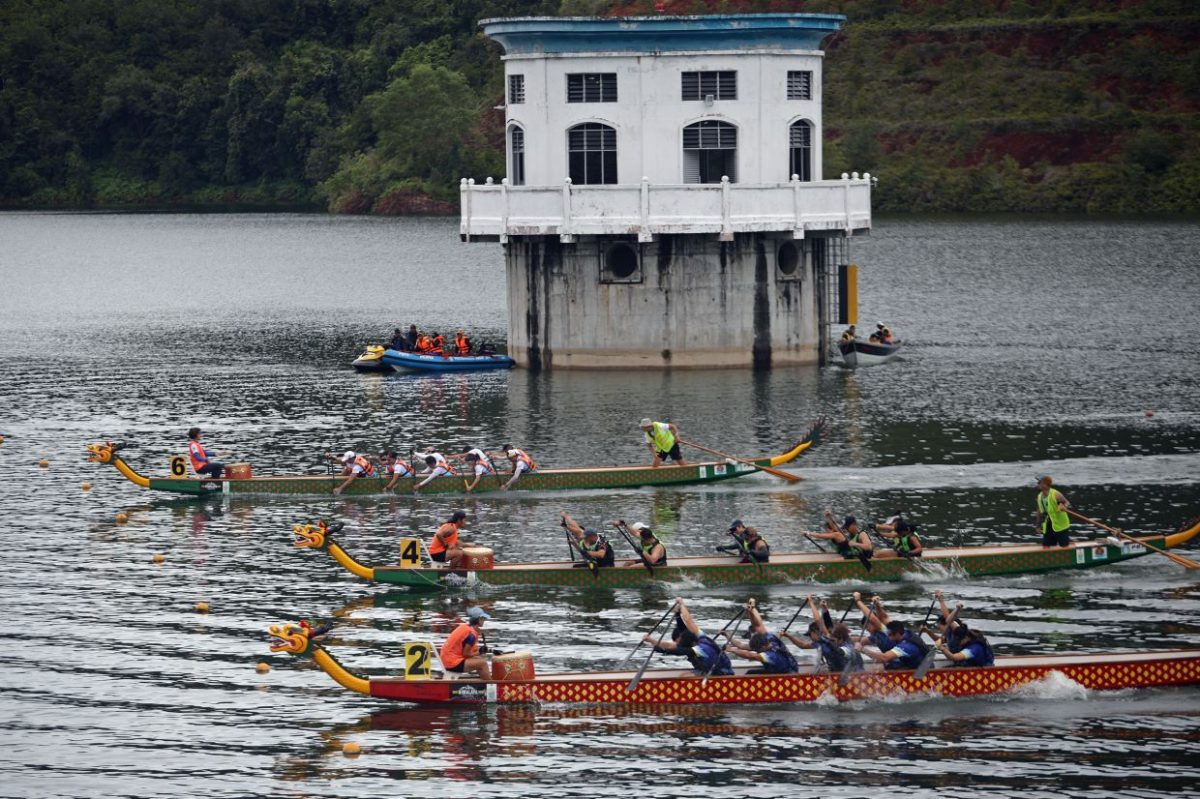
169;455;187;479
404;642;434;680
398;537;422;568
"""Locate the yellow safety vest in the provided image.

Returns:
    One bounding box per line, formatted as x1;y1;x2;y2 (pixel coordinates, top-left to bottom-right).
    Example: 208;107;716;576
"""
1038;489;1069;533
645;422;675;452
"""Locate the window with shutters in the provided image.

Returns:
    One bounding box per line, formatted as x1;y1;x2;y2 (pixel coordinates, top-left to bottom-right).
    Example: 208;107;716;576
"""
568;123;617;185
566;73;617;103
789;120;812;182
508;74;525;104
786;71;812;101
509;125;525;186
681;71;737;101
682;120;737;184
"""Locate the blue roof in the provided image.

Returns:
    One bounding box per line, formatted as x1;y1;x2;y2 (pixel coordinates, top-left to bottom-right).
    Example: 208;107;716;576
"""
480;14;846;56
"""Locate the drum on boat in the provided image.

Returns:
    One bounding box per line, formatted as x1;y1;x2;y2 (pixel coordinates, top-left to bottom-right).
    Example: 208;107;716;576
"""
463;546;494;570
226;463;253;480
492;651;536;681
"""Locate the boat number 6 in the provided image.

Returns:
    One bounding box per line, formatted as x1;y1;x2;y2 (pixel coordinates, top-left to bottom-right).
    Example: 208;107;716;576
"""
169;455;187;479
404;642;434;680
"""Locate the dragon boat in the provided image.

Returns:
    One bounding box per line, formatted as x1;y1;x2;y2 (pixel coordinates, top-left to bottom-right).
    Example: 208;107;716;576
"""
84;422;821;497
267;622;1200;706
292;516;1200;590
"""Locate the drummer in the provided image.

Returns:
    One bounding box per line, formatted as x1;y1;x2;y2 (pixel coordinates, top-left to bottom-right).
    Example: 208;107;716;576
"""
428;511;472;568
561;511;615;568
440;606;491;680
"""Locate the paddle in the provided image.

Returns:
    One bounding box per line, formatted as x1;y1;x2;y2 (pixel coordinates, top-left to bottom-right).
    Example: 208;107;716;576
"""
614;521;655;575
804;533;828;553
839;606;872;687
828;515;873;573
780;603;808;636
700;605;750;687
677;438;803;483
726;530;764;576
911;597;945;681
562;523;599;578
1068;509;1200;570
625;602;680;690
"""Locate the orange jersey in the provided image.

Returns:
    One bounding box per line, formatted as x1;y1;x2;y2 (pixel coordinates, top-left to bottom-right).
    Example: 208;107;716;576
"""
440;622;478;669
428;521;461;555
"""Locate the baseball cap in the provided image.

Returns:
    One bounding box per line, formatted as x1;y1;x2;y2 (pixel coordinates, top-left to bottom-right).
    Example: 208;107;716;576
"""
728;519;744;531
639;418;653;428
583;527;599;538
631;522;652;535
341;451;355;462
507;449;519;457
467;607;491;621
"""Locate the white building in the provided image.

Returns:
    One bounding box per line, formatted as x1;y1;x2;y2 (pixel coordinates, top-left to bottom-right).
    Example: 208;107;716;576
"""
462;14;872;369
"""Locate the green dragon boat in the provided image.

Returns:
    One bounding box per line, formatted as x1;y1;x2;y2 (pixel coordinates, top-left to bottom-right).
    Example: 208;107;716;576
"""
84;423;820;497
292;516;1200;589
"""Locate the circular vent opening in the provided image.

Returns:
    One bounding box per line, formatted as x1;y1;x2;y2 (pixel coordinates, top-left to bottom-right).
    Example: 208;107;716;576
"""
777;242;800;276
606;242;639;279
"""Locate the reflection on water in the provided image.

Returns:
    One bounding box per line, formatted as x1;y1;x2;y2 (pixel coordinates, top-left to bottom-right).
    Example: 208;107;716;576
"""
1;214;1199;797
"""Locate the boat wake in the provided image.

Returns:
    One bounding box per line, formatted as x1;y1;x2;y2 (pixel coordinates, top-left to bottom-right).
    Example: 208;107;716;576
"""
901;558;969;583
1001;670;1090;702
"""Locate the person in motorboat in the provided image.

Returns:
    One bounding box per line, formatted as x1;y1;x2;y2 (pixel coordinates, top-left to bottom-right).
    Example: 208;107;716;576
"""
618;521;667;568
643;598;734;677
476;341;497;356
428;511;473;569
716;519;770;563
780;595;863;674
876;321;895;344
430;332;446;356
873;514;923;558
454;330;471;356
414;450;457;492
723;600;799;674
1035;475;1072;548
839;324;857;343
389;328;407;351
329;450;376;495
561;511;616;568
414;332;434;353
462;451;497;493
440;606;491;680
381;451;413;491
808;511;874;569
405;324;418;350
186;427;229;487
860;619;930;671
639;418;689;467
500;445;537;490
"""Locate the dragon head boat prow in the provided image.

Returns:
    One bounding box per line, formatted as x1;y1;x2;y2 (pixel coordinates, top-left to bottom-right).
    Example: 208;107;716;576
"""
86;441;121;464
268;620;332;655
293;520;343;549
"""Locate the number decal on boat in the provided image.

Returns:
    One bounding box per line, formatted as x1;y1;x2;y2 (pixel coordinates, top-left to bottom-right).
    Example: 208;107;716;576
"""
169;455;187;479
398;537;422;568
404;642;434;680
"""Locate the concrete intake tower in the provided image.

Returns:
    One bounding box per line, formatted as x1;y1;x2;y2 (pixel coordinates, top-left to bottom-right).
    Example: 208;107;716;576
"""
461;14;872;369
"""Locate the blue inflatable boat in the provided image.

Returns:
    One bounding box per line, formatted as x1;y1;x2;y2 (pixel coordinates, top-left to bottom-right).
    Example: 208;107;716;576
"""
380;348;516;372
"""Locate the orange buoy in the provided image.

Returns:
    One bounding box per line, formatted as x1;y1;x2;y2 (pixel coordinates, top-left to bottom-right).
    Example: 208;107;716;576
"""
255;662;270;673
195;601;210;613
152;553;165;563
82;481;93;491
38;459;49;468
342;742;361;757
115;512;129;524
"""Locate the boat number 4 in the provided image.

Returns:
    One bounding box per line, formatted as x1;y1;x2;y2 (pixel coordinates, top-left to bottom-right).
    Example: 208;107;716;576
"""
169;455;187;479
398;537;422;568
404;642;435;680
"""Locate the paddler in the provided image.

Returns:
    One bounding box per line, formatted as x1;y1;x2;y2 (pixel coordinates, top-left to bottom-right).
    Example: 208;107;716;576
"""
428;511;472;568
643;598;733;677
500;445;537;490
561;511;615;568
462;451;496;493
450;446;499;474
860;618;930;671
330;450;376;495
807;511;874;569
414;449;456;492
873;514;923;558
723;600;799;674
616;521;667;568
780;595;863;674
716;519;770;563
1034;475;1071;548
381;451;413;491
439;606;491;680
186;427;229;487
639;418;688;467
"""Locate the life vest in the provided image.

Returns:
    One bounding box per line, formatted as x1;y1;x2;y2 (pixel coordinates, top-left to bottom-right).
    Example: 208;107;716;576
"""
894;532;918;554
416;335;433;353
884;631;928;671
1038;488;1070;533
392;460;413;477
425;453;458;476
761;634;799;674
511;449;537;471
455;335;470;355
187;440;209;471
431;335;446;355
582;535;615;567
644;422;675;453
951;639;995;667
351;454;375;477
429;521;460;555
641;539;667;566
816;638;846;671
742;534;770;563
686;635;732;676
440;622;478;669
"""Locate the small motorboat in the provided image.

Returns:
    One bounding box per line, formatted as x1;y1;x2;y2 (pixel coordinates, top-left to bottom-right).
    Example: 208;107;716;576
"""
839;338;901;367
351;346;395;373
380;348;515;373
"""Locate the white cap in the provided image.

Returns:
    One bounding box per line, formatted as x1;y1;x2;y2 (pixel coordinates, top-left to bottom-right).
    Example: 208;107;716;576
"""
639;418;653;428
631;522;650;533
877;321;885;328
341;451;355;462
507;449;519;457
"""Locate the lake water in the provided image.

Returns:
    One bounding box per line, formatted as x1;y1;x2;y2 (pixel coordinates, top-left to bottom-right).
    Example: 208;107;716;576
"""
1;212;1198;798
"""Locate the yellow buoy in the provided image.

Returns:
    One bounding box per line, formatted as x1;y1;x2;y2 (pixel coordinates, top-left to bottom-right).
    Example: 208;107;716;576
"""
195;601;210;613
38;459;49;468
152;553;165;564
82;481;93;491
342;742;361;757
115;512;129;524
255;662;270;673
